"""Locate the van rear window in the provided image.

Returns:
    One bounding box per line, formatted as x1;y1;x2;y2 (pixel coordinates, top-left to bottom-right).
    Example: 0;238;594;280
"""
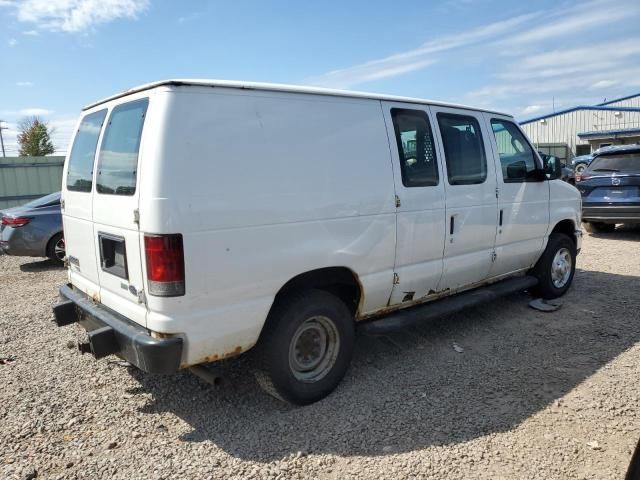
66;109;107;192
587;153;640;173
96;99;148;196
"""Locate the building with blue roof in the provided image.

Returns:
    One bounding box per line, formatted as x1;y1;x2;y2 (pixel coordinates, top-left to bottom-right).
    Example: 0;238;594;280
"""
520;93;640;164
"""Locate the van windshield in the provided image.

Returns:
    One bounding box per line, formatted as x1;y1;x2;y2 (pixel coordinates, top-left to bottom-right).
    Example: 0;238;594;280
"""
96;98;148;196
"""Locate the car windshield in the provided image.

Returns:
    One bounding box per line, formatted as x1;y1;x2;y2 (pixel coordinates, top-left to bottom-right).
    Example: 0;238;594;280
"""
21;191;61;208
587;153;640;173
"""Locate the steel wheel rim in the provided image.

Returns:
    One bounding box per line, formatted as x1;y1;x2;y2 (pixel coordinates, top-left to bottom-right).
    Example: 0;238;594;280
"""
551;247;572;288
289;316;340;383
54;237;65;261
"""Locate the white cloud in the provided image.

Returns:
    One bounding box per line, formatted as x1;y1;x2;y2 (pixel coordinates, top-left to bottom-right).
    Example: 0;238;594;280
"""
22;30;39;36
522;105;544;115
468;35;640;103
0;0;149;33
308;0;640;96
16;81;34;87
589;80;618;90
8;38;17;46
307;12;540;88
19;108;54;116
497;0;630;47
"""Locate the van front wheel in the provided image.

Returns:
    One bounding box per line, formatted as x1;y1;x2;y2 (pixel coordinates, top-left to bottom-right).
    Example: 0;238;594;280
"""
531;233;576;299
254;289;354;405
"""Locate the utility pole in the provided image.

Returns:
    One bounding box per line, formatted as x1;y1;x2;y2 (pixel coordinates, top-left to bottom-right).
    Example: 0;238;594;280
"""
0;120;7;157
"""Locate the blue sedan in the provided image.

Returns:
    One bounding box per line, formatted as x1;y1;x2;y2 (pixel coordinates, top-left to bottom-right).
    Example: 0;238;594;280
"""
0;192;64;263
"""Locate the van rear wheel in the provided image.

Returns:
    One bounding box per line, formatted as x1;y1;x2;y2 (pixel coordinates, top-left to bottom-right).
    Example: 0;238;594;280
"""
531;233;576;299
254;289;354;405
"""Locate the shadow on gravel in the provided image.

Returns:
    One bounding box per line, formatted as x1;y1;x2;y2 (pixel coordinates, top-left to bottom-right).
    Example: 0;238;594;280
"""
585;224;640;242
128;268;640;462
18;258;63;272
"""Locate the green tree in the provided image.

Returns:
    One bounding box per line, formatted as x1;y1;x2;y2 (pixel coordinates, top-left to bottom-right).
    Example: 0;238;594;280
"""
17;117;55;156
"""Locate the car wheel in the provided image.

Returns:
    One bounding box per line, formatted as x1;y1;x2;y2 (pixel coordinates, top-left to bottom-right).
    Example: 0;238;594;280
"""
583;222;616;234
253;289;354;405
574;163;587;175
47;233;65;264
531;233;576;299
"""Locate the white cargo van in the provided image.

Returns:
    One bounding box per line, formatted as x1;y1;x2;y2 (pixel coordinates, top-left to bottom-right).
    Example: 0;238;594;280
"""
53;80;582;405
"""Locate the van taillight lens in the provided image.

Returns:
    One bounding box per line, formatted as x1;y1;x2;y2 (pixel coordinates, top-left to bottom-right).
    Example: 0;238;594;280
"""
1;216;31;227
144;234;185;297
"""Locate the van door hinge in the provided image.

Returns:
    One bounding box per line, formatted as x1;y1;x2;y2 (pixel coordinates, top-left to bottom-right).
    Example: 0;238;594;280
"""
491;250;497;262
393;273;400;285
133;209;140;224
495;187;500;199
395;195;401;208
60;199;65;211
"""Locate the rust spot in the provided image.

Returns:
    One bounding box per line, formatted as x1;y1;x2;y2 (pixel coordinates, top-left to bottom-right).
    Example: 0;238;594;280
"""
184;345;246;368
221;346;243;359
150;331;173;339
88;290;100;303
402;292;415;302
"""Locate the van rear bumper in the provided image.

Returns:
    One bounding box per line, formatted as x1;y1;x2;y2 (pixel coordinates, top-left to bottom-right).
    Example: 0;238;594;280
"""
53;284;182;374
582;204;640;223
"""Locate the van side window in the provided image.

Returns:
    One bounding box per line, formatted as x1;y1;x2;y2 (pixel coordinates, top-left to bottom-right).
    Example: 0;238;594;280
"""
96;98;149;196
490;119;537;182
390;109;439;187
66;109;107;192
437;113;487;185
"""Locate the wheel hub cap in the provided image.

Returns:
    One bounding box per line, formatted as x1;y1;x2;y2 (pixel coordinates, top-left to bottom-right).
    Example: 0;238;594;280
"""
551;247;572;288
289;316;340;383
54;238;65;261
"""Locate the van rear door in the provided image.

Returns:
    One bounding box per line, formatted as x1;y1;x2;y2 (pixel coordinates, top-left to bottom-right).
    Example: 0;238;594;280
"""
62;109;108;299
91;98;149;326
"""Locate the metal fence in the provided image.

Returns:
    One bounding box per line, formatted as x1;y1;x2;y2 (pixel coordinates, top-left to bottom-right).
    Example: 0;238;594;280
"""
0;156;65;209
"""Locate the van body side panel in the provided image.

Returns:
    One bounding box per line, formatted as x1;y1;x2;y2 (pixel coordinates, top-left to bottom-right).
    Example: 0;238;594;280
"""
430;106;499;291
380;102;446;305
139;88;397;365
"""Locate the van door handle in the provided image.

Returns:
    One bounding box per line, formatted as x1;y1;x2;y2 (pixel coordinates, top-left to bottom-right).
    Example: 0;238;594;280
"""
450;215;455;235
499;209;503;226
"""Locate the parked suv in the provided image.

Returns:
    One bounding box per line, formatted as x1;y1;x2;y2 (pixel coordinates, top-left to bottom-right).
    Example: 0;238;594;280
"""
577;144;640;233
53;80;582;405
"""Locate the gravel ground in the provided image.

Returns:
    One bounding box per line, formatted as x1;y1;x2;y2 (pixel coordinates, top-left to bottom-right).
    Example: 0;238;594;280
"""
1;227;639;479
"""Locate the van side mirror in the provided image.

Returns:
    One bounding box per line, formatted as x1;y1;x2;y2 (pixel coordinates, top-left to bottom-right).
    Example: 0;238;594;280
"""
541;154;562;180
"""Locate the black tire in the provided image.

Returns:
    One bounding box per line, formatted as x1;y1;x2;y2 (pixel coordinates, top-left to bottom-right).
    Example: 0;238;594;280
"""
253;289;355;405
46;232;65;265
583;222;616;234
530;233;576;299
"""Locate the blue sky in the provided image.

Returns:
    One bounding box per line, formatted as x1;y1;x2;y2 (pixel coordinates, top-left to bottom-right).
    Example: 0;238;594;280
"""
1;0;639;154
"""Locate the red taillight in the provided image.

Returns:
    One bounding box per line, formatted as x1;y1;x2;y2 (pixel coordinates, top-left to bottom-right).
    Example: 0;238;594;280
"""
144;234;185;297
1;216;31;227
575;174;590;182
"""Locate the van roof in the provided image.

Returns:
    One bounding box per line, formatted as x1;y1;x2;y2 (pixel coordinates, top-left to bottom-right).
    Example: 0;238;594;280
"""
83;79;512;117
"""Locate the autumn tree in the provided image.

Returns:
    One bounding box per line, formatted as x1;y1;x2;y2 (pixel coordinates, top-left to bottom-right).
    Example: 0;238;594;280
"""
17;117;55;156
